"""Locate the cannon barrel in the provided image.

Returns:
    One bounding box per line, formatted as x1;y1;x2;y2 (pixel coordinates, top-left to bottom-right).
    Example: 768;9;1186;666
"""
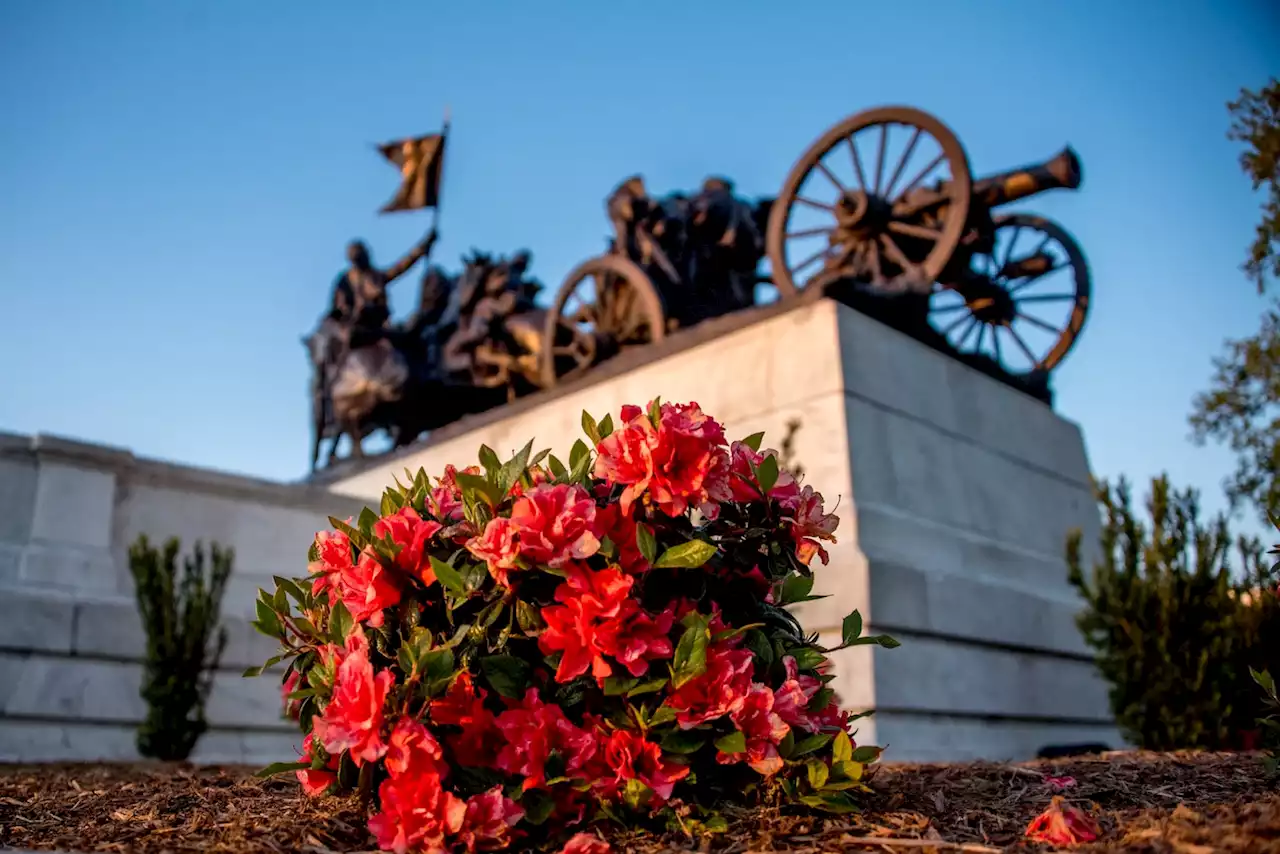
970;146;1081;210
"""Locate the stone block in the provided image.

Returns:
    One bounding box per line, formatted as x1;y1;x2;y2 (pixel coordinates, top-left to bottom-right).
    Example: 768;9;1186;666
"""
30;462;117;550
0;589;75;654
0;456;38;545
18;544;118;592
870;634;1110;721
73;598;146;659
874;712;1125;763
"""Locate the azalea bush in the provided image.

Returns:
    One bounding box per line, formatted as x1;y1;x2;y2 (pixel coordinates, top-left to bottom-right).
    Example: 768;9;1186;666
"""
249;399;895;853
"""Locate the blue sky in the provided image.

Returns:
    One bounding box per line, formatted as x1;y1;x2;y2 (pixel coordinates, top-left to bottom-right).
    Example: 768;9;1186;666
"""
0;1;1277;525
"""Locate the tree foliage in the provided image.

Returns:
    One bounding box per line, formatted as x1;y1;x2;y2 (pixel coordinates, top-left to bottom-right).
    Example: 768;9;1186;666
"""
129;535;233;761
1066;475;1279;751
1190;79;1280;523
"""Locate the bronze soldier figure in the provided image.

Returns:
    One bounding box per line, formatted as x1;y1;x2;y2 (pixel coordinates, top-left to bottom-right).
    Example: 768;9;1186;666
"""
329;228;439;348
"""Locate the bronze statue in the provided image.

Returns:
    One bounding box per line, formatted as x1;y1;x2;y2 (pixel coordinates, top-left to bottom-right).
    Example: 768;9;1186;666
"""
308;105;1093;472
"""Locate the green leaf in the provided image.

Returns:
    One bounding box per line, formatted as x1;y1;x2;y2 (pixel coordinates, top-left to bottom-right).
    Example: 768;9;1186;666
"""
329;600;353;644
478;445;502;477
671;615;711;689
622;777;654;811
832;730;853;764
654;539;718;569
380;489;404;517
636;524;657;565
255;599;282;637
273;576;308;605
741;431;765;452
1252;667;1276;696
421;648;455;683
842;610;864;645
569;439;589;469
744;629;775;667
806;759;829;790
851;746;883;764
603;674;641;696
518;789;556;825
430;556;467;597
712;623;764;644
780;573;815;605
659;729;707;754
713;731;746;754
357;506;380;536
647;398;662;426
480;655;531;699
497;439;535;497
832;760;864;781
581;411;601;445
806;687;836;714
548;455;567;480
851;634;901;649
459;562;489;594
778;727;796;759
756;453;779;494
255;761;309;777
790;732;834;758
799;792;860;814
515;600;543;634
648;705;678;728
242;665;264;678
598;413;614;439
568;442;594;483
791;647;826;672
701;814;729;834
627;677;668;697
455;472;500;507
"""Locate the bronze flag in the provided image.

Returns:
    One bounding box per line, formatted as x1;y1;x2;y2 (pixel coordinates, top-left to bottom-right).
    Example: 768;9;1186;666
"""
377;132;445;213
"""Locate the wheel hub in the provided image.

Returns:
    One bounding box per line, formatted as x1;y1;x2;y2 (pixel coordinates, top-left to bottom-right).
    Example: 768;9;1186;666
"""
964;278;1016;325
835;190;892;236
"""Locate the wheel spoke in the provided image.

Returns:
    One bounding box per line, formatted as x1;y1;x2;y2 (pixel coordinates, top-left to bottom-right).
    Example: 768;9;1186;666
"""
884;127;922;200
930;302;968;315
939;310;972;337
1017;293;1076;303
790;245;834;275
868;241;883;284
786;226;836;240
795;195;836;212
1000;226;1023;269
887;221;943;242
893;152;946;202
879;233;921;281
814;159;846;194
847;135;869;190
992;326;1004;366
1007;265;1063;294
955;317;979;349
1016;312;1061;334
974;323;986;354
1009;326;1038;364
873;124;889;195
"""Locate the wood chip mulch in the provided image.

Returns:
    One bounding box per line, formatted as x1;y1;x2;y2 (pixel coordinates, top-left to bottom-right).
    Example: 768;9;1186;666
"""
1;751;1277;853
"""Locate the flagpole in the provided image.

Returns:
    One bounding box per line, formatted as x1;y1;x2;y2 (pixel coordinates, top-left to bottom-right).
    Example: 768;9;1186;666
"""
433;105;451;237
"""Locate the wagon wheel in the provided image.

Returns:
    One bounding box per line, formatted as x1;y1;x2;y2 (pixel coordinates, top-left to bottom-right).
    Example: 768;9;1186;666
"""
539;255;666;388
929;213;1090;374
767;106;972;297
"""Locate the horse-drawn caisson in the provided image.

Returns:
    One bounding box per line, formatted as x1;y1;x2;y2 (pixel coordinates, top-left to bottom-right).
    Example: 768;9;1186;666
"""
306;105;1091;471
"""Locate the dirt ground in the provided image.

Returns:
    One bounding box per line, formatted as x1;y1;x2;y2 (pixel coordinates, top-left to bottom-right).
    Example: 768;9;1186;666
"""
1;751;1276;853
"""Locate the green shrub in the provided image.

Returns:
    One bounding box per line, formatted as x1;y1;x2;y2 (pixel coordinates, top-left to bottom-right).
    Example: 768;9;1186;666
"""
1066;475;1279;751
128;535;233;761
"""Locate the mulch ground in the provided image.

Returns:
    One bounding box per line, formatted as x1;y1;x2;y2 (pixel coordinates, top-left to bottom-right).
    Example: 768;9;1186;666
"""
1;752;1277;853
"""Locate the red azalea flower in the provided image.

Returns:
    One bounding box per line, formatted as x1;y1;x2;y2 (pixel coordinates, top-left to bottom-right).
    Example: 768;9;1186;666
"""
295;733;339;797
467;517;521;586
665;643;754;728
593;405;660;516
428;465;476;522
281;670;302;720
560;833;612;854
429;672;500;767
494;689;597;790
310;628;393;766
309;528;353;599
1024;797;1100;846
773;655;844;734
334;549;402;628
374;506;443;585
596;502;650;574
647;402;733;519
538;568;634;682
728;441;800;504
386;718;449;779
368;769;466;854
782;485;839;566
598;728;691;805
456;787;525;853
599;604;676;678
509;483;602;568
717;684;790;776
507;465;550;499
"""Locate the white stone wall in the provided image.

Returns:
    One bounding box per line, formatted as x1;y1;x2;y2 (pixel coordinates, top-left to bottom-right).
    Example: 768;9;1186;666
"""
327;299;1120;761
0;434;367;764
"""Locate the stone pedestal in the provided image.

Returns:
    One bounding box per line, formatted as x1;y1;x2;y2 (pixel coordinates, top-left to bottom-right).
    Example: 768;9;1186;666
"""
324;298;1120;761
0;434;367;764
